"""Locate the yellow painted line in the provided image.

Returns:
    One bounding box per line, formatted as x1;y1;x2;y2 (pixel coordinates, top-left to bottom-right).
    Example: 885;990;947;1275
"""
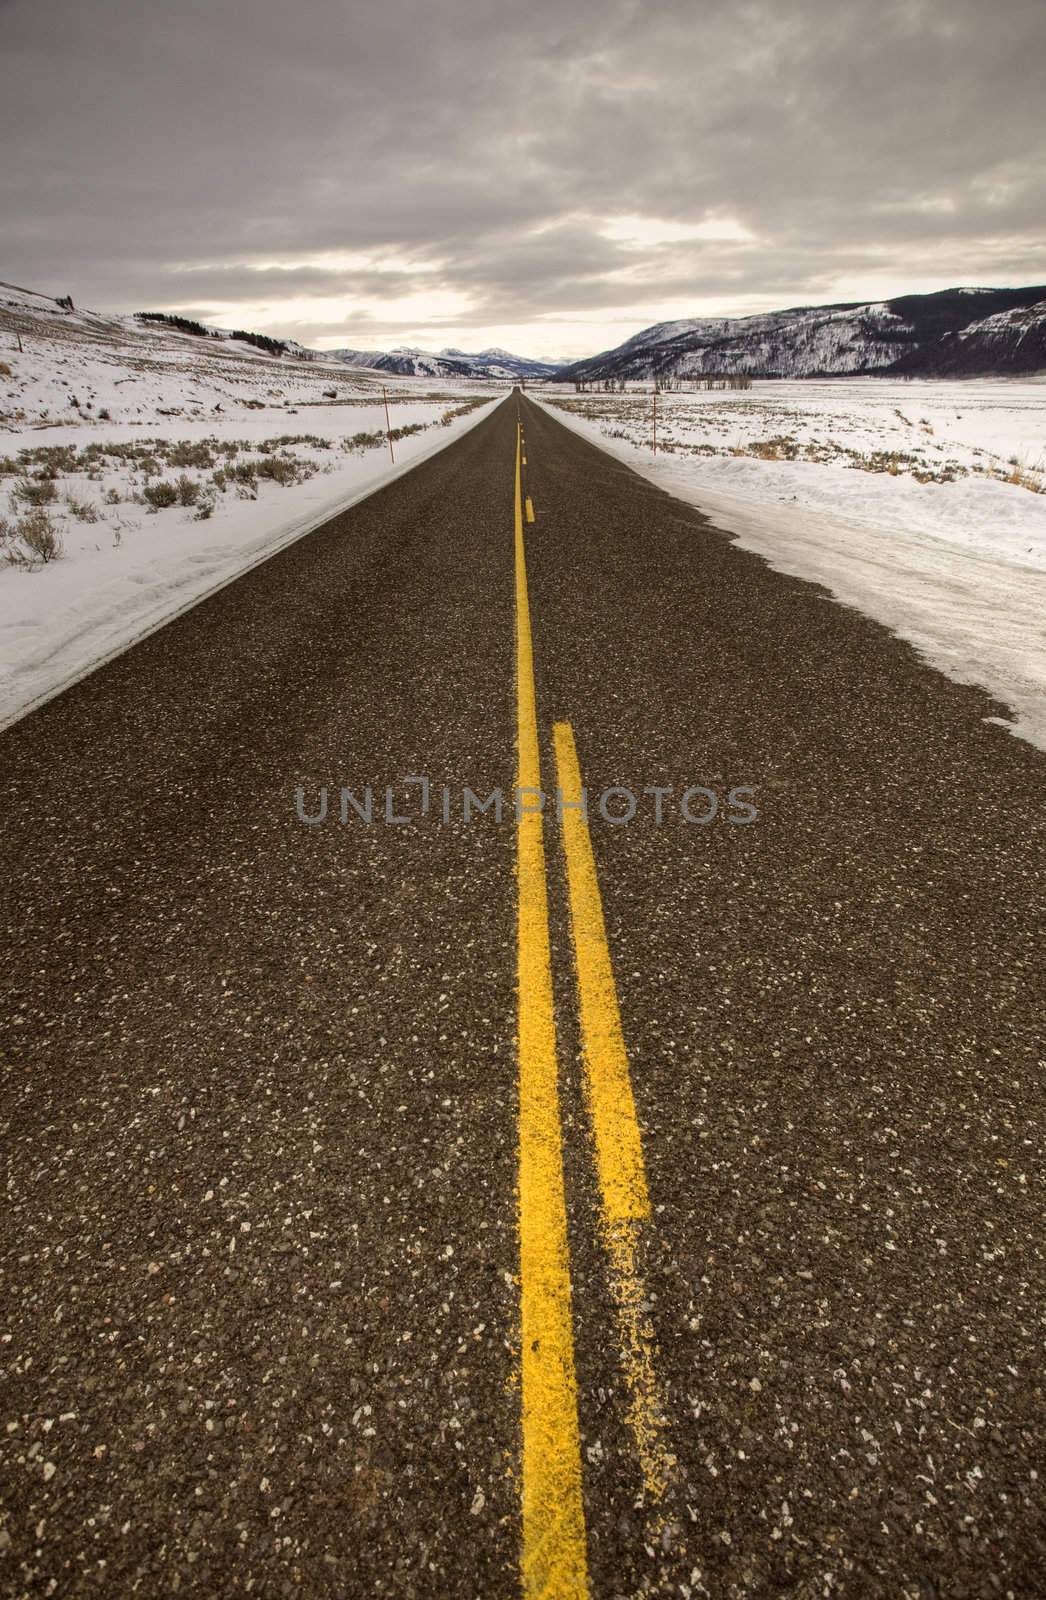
553;722;674;1504
515;431;589;1598
525;495;536;524
598;1220;674;1504
552;722;648;1224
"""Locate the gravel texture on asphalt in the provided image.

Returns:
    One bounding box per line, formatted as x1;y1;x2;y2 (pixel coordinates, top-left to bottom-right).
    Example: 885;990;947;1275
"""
1;393;1043;1598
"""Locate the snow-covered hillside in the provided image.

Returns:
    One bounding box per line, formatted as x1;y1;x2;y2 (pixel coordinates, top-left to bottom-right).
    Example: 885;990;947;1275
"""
0;282;500;727
909;299;1046;376
577;302;910;379
0;280;389;427
557;287;1046;382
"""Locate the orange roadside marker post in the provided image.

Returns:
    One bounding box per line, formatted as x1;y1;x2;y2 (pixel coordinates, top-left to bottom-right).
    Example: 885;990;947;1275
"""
383;385;395;464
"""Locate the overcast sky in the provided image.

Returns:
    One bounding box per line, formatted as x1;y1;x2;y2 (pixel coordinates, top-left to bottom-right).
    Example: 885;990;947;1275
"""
4;0;1045;359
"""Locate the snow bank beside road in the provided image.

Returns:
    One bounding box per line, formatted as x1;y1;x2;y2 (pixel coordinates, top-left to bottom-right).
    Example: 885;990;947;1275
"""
0;397;498;730
534;383;1046;751
0;279;505;730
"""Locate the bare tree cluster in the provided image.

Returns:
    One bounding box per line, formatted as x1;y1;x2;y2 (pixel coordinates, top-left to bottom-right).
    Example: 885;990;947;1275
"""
656;373;754;391
571;372;754;393
572;377;628;392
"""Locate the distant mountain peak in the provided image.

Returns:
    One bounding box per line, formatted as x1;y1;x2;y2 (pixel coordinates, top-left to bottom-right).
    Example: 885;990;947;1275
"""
326;343;563;380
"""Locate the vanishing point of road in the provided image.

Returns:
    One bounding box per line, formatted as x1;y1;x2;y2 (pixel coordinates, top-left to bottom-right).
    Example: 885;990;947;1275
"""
2;394;1043;1597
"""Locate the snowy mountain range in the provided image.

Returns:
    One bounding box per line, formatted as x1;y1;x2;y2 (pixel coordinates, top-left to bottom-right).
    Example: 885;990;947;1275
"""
557;287;1046;382
328;345;562;380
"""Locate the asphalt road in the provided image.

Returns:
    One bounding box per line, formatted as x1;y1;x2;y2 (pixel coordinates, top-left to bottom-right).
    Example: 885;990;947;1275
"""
1;392;1043;1598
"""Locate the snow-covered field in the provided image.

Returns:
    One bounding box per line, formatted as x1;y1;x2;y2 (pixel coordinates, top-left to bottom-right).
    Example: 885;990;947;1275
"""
534;380;1046;751
0;284;499;727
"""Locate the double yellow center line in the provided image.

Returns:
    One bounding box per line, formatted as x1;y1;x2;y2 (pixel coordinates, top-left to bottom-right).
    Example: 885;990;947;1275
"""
515;421;589;1596
514;415;671;1597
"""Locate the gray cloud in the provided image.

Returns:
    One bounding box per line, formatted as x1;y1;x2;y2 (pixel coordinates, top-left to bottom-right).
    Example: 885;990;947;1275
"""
3;0;1045;355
